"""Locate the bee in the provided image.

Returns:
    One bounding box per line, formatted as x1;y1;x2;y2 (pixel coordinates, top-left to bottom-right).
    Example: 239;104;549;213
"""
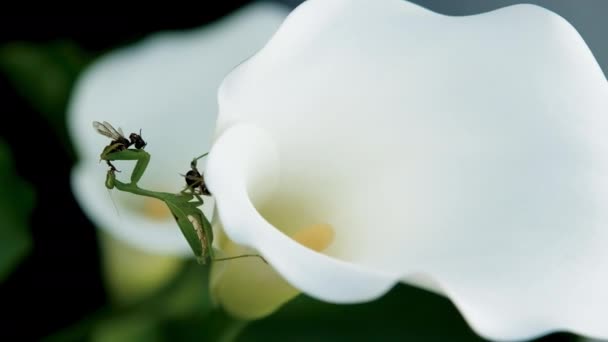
183;153;211;196
93;121;147;170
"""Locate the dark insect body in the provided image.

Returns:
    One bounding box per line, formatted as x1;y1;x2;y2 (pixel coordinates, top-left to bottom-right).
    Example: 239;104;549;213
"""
183;153;211;196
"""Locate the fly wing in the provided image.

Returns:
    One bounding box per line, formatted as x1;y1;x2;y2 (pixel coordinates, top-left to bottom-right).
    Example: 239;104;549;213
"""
93;121;122;140
103;121;126;139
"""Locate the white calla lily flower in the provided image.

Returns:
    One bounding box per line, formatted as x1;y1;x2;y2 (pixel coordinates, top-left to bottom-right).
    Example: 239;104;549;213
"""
68;3;289;256
206;0;608;340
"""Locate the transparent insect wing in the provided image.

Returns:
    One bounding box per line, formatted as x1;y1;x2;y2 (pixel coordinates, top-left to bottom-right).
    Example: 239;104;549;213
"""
93;121;121;140
103;121;126;139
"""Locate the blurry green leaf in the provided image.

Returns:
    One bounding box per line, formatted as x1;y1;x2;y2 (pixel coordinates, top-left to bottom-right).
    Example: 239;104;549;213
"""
238;284;486;342
0;41;91;156
239;284;578;342
160;309;247;342
98;231;185;306
0;140;34;282
45;260;213;342
91;315;161;342
86;267;249;342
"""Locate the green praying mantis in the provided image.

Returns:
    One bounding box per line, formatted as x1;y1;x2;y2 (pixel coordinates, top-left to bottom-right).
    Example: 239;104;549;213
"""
93;121;264;265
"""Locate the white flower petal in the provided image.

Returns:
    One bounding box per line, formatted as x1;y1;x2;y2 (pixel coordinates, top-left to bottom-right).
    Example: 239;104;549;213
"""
207;0;608;340
68;3;289;255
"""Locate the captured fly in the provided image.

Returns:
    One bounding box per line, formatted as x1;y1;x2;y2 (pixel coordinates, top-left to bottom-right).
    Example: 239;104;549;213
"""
93;121;147;170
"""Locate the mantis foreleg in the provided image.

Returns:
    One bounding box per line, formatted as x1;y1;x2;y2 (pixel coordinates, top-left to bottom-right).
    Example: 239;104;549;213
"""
102;148;150;185
191;152;208;169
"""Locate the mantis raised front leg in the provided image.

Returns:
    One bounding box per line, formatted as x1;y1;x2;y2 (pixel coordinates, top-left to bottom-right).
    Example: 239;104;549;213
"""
101;148;264;265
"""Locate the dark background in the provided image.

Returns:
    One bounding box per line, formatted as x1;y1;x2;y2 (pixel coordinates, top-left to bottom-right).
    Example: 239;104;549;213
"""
0;2;256;340
0;1;605;341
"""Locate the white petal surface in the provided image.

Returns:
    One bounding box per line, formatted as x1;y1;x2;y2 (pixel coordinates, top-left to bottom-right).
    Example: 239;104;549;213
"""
68;3;288;255
207;0;608;340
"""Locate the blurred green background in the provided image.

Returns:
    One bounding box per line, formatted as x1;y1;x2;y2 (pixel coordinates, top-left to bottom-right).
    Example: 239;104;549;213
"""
0;1;605;341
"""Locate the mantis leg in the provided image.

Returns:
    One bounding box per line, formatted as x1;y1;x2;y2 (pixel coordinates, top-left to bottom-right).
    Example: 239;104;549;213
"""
190;152;209;170
105;168;167;202
213;255;267;263
190;193;204;207
175;191;204;209
180;186;197;196
100;143;126;172
102;149;150;185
